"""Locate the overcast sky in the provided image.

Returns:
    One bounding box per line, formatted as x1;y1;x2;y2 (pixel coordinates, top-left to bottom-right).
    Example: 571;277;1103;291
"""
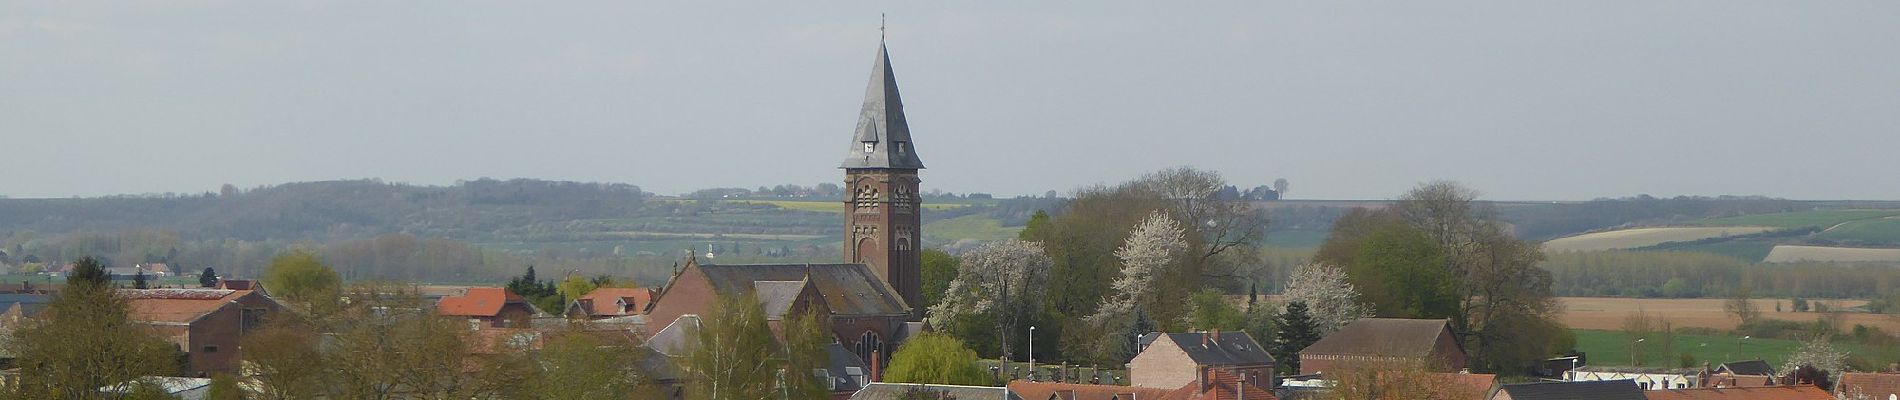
4;2;1897;201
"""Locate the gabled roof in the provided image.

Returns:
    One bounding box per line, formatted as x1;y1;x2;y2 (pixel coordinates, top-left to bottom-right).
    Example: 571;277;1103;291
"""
1714;360;1775;377
1642;385;1831;400
696;262;908;316
753;280;810;320
1494;380;1645;400
436;287;529;317
1142;331;1274;367
1838;373;1900;399
840;41;925;170
125;289;250;324
1006;381;1176;400
1300;318;1456;358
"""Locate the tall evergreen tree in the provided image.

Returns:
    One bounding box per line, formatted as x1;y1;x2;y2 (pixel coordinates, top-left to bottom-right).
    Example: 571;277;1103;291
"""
1273;301;1322;375
199;267;219;287
68;256;111;288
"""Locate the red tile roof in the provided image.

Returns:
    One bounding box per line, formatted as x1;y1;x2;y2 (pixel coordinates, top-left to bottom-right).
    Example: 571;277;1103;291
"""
576;287;652;316
1006;381;1176;400
125;289;249;324
1643;385;1831;400
1839;373;1900;399
436;287;526;317
1432;372;1497;400
1160;369;1276;400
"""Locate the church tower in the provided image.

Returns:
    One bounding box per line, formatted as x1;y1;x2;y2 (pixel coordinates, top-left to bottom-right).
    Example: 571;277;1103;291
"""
842;39;925;314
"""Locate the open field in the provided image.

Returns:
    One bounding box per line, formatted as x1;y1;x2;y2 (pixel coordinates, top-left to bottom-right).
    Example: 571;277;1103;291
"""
1557;297;1895;331
1762;245;1900;263
923;214;1023;243
1572;329;1802;368
1692;210;1900;229
1817;217;1900;244
1544;227;1778;252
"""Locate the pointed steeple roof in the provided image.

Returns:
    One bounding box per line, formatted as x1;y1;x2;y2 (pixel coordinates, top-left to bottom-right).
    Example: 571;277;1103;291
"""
841;40;925;170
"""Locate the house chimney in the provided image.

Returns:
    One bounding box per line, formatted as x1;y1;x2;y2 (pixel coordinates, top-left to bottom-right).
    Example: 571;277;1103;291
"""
871;349;882;382
1202;332;1210;348
1212;329;1220;343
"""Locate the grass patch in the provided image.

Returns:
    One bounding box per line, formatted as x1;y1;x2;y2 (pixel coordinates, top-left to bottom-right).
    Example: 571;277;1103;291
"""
1638;238;1780;262
924;214;1023;243
1816;218;1900;245
1693;210;1900;229
1572;329;1800;368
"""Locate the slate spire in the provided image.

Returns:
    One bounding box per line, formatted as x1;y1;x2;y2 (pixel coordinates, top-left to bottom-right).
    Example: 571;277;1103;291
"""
841;39;925;170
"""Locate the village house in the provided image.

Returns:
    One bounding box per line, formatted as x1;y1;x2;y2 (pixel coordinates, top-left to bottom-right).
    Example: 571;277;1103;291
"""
563;287;653;320
644;259;919;364
1128;330;1275;391
1642;385;1831;400
1569;366;1703;390
124;288;283;376
435;287;539;328
1490;380;1646;400
851;383;1023;400
1298;318;1466;375
1836;372;1900;399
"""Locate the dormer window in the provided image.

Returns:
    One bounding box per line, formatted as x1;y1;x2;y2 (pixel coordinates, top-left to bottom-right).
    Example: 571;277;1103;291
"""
863;142;875;153
894;141;906;155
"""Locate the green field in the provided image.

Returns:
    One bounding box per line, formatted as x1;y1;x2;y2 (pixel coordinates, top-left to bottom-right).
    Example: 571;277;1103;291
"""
1264;229;1330;248
1572;329;1801;368
1816;217;1900;245
1637;238;1779;262
924;214;1023;244
1574;329;1900;369
1693;210;1900;229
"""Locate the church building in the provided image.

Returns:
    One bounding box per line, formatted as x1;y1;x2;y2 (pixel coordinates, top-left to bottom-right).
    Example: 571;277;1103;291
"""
644;38;929;365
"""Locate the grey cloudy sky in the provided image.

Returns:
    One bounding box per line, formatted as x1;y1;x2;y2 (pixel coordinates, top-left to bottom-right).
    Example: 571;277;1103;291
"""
4;2;1897;201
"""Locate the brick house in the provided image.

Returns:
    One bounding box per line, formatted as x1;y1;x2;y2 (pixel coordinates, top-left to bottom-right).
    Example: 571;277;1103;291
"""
1836;372;1900;399
563;287;654;320
1299;318;1466;375
1128;330;1275;391
436;287;539;328
645;258;917;364
124;288;283;376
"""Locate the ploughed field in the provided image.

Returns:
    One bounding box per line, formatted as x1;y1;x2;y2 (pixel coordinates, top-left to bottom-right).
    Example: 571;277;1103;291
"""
1557;297;1895;331
1762;245;1900;263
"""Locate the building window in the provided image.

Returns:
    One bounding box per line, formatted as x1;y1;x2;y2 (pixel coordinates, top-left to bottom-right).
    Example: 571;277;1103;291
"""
855;331;884;363
864;142;875;153
203;346;218;353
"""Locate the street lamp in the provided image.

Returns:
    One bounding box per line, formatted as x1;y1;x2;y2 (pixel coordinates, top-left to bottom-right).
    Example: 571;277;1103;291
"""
1028;326;1038;381
1631;338;1647;366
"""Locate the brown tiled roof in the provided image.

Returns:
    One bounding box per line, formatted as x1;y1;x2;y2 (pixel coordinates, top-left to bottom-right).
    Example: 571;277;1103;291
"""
437;287;527;317
125;289;248;324
1644;385;1830;400
1157;369;1275;400
1433;373;1497;399
697;263;908;316
1300;318;1453;358
575;287;653;317
1494;380;1646;400
1839;373;1900;399
1005;381;1175;400
1707;373;1776;388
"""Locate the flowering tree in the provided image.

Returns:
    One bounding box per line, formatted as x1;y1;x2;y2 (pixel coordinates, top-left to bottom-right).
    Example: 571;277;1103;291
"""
1081;211;1187;363
1780;334;1848;384
1284;263;1373;334
928;240;1052;362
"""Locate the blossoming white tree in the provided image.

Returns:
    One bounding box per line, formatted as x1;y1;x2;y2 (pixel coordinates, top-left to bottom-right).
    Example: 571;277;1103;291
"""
1283;263;1372;335
1081;211;1187;363
927;239;1052;363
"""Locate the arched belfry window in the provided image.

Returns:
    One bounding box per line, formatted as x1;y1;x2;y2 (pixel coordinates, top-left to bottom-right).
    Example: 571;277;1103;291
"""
863;142;876;153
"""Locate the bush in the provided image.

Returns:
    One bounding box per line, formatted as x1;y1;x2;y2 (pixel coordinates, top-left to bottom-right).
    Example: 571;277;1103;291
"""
1736;319;1809;339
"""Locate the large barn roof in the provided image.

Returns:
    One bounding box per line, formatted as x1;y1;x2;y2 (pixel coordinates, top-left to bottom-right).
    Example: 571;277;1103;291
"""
697;262;909;316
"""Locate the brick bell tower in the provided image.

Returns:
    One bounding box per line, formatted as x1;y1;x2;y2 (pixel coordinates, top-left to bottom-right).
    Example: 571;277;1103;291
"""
841;38;925;315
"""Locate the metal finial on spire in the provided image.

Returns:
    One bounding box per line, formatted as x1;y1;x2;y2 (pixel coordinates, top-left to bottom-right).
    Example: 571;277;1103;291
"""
880;13;886;41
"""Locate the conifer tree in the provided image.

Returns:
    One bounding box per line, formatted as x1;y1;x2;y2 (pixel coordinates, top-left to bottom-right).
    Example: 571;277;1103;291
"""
1273;301;1322;375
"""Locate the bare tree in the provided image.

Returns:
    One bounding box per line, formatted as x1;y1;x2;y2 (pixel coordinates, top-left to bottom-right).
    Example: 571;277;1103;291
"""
1725;286;1760;325
929;240;1052;363
1273;178;1289;198
1283;263;1372;335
